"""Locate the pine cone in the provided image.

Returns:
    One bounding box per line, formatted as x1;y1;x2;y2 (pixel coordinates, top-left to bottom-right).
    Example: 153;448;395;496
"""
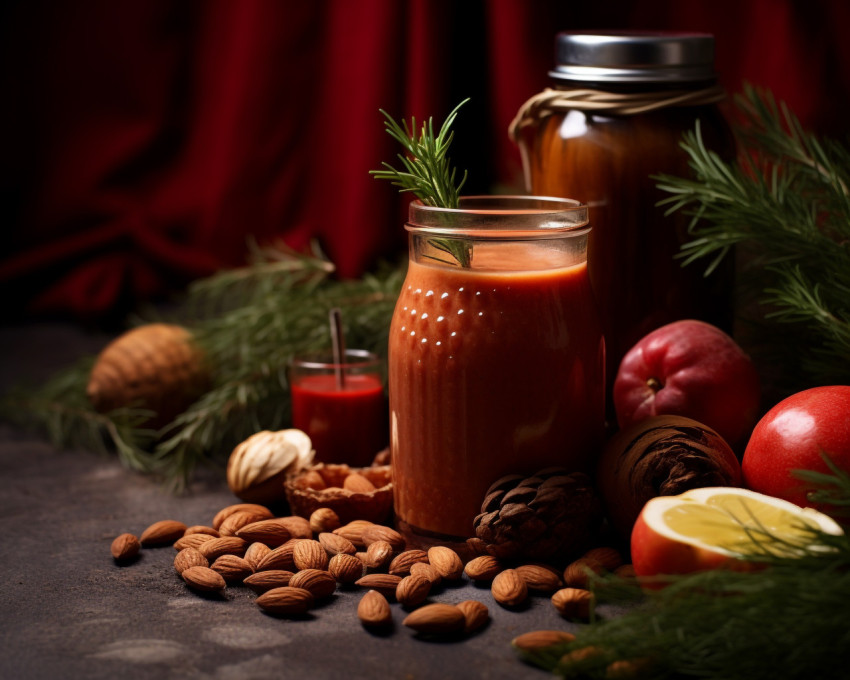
473;468;602;562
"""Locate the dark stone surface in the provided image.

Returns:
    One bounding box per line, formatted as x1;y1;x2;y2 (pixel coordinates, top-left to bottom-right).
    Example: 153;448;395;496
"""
0;323;609;680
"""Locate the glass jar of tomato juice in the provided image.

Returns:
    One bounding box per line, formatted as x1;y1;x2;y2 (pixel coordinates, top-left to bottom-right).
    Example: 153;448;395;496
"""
389;196;605;547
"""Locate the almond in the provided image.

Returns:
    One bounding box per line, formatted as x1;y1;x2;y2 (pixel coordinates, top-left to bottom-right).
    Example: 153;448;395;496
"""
343;472;376;493
583;547;623;572
357;590;392;628
551;587;593;620
183;525;219;537
140;520;187;546
427;546;463;580
360;525;405;551
255;540;299;571
409;562;442;586
110;533;140;561
199;536;248;561
328;553;364;583
402;603;465;635
614;564;637;580
211;554;254;583
465;536;490;557
395;574;431;607
318;532;356;557
491;568;528;607
456;600;489;634
511;629;576;653
218;510;269;537
174;547;208;574
212;503;273;530
243;570;294;594
515;564;564;593
463;555;502;582
301;470;327;490
182;565;226;593
388;549;429;576
173;533;216;551
255;586;314;615
243;542;272;570
364;540;394;570
355;573;402;599
333;520;375;548
278;515;313;539
293;539;329;571
563;557;603;588
289;568;337;598
309;507;341;534
235;519;292;547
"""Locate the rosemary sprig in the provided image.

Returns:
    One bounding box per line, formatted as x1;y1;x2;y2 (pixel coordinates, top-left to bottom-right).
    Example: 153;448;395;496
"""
654;84;850;390
370;98;471;267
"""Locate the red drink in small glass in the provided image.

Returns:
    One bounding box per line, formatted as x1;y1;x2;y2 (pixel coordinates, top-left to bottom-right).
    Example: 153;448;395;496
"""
290;350;388;466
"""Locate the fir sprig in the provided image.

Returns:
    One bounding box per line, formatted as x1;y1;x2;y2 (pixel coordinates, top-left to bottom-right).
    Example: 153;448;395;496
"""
370;99;471;266
516;464;850;680
1;247;402;489
654;84;850;389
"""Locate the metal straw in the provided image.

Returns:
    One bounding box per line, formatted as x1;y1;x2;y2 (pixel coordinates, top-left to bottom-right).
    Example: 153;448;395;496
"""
329;307;346;390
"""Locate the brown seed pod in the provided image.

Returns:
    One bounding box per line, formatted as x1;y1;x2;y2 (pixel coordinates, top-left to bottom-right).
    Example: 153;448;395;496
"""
596;415;743;540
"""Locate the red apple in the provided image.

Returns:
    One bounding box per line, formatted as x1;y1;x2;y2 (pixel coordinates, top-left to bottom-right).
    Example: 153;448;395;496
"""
613;320;761;450
742;385;850;509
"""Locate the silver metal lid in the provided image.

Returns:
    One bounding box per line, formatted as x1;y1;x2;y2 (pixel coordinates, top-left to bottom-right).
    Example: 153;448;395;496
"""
550;31;716;84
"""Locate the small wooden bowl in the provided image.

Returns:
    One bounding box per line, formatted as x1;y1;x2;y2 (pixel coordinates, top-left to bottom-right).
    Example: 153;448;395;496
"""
285;463;393;524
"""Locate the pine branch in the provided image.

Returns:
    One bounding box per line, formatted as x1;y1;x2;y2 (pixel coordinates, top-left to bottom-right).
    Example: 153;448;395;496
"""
654;85;850;388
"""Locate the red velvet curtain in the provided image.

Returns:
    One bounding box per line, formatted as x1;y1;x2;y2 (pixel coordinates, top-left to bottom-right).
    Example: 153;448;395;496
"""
2;0;848;323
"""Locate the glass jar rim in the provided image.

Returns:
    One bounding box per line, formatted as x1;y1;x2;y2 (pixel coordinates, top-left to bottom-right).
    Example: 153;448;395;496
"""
289;348;380;370
407;195;589;237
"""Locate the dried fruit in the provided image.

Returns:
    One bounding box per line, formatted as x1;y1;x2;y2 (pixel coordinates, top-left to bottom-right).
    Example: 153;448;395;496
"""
285;464;392;524
395;574;431;607
289;568;337;598
402;603;465;635
235;519;292;547
474;468;602;561
110;533;140;561
333;520;376;548
583;546;624;572
292;539;329;571
515;564;563;593
512;629;576;653
218;510;269;537
563;556;603;588
491;569;528;607
328;553;364;583
198;536;248;561
278;515;313;539
360;524;405;551
463;555;502;582
87;323;209;428
226;429;314;505
182;565;226;593
343;473;376;493
255;586;314;615
456;600;489;634
243;570;294;593
551;587;593;620
388;549;429;577
255;540;299;571
302;470;327;490
184;525;219;537
358;590;392;628
318;532;356;557
140;520;187;547
309;507;341;534
211;554;254;583
212;504;274;530
355;574;402;599
427;546;463;580
174;547;208;574
364;541;394;570
173;533;215;551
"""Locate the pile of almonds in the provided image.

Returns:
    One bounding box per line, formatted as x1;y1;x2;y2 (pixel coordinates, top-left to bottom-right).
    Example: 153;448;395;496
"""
111;501;632;640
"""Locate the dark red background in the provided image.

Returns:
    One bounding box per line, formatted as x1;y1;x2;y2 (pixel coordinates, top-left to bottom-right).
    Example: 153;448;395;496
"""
2;0;848;324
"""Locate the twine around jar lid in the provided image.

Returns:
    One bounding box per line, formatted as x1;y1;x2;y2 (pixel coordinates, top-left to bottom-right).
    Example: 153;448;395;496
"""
508;31;726;141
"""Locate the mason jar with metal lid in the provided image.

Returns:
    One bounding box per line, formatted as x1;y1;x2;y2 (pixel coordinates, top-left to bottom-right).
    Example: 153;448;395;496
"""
511;31;736;414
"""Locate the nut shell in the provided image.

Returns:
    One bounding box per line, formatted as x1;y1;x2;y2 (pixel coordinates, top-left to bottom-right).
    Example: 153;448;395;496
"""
285;464;392;524
227;430;315;505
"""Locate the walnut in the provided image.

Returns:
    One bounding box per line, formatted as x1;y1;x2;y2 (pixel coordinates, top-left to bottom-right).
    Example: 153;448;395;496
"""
226;429;314;505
